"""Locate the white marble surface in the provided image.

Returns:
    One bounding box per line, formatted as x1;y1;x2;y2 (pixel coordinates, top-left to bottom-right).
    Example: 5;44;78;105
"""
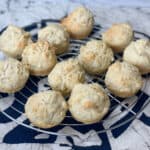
0;0;150;34
0;0;150;150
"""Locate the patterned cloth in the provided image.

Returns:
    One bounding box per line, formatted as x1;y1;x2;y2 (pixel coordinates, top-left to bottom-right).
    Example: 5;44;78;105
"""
0;19;150;150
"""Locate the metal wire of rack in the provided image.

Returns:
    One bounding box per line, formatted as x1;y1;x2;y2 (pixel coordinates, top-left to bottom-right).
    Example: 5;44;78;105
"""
0;19;150;140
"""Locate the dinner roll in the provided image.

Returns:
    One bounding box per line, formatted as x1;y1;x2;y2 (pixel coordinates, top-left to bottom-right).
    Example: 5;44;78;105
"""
61;6;94;39
38;23;70;54
123;39;150;74
0;25;31;58
25;90;68;128
0;58;29;93
22;41;57;76
78;40;114;75
68;83;110;124
105;61;143;98
102;23;133;53
48;58;85;95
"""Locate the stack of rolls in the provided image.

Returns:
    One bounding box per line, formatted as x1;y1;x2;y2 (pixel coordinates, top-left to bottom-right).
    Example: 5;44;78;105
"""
0;6;149;128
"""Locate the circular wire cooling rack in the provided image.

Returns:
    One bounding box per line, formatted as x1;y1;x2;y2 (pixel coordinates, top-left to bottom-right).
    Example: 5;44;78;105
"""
0;19;150;139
